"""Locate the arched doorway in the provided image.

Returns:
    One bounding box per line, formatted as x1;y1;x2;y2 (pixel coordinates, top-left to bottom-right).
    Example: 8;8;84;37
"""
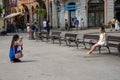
115;0;120;21
22;4;29;23
88;0;104;27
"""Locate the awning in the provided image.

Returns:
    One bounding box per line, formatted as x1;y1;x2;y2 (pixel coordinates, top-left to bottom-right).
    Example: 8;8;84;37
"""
4;12;22;19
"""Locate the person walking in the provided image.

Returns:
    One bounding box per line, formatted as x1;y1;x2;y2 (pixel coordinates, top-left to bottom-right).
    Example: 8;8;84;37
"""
86;27;107;55
9;34;23;62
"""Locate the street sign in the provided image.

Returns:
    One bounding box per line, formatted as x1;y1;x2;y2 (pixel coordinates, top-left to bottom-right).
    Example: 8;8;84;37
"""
64;5;78;10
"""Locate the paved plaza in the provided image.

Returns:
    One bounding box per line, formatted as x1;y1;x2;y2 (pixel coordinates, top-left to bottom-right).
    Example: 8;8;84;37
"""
0;29;120;80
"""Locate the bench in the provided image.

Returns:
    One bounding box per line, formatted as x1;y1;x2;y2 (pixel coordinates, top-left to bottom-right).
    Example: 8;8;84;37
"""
39;30;49;41
77;34;99;49
59;33;78;46
50;31;61;44
77;34;110;54
106;36;120;54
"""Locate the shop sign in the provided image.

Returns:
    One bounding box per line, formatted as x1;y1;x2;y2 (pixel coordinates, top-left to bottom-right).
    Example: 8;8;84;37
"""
64;5;78;10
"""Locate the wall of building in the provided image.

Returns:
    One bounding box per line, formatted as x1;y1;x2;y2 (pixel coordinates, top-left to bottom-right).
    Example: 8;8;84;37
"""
44;0;120;29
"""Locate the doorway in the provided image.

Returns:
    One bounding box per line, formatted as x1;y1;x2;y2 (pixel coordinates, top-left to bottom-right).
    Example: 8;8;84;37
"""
88;0;104;27
67;2;76;28
68;10;76;28
115;0;120;21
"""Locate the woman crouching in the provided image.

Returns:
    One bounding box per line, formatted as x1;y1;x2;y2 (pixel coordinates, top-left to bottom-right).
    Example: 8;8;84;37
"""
9;34;23;62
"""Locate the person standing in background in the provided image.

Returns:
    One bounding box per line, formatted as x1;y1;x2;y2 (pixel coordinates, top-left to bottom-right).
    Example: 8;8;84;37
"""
74;17;79;30
110;17;115;31
65;19;69;31
46;20;50;35
43;19;47;30
115;19;120;31
26;23;31;39
81;18;84;30
33;23;38;40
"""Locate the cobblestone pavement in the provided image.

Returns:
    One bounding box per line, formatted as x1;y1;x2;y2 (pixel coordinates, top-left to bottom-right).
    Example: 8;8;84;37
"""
0;28;120;80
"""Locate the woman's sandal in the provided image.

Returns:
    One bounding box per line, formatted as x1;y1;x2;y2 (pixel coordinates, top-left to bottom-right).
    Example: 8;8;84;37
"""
86;51;92;55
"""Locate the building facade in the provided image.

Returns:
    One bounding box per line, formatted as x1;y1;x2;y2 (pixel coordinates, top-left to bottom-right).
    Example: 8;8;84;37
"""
45;0;120;29
2;0;46;24
2;0;46;32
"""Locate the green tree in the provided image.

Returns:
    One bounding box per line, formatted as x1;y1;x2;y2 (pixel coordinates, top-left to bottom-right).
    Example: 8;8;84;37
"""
39;8;46;17
0;4;3;17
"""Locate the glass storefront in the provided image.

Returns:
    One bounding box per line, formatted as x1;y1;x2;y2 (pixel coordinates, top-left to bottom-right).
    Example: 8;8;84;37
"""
88;0;104;27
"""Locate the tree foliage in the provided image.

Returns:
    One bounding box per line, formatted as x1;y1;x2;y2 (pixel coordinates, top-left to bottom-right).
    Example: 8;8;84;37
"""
39;8;46;17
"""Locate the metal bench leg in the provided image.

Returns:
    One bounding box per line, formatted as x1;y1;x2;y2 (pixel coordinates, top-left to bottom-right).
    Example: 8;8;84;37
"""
65;40;68;46
83;42;87;49
106;46;110;54
75;41;79;49
98;46;101;54
68;41;71;47
59;40;61;45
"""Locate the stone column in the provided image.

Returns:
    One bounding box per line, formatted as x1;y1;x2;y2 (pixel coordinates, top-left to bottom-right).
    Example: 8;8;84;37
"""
106;0;114;24
51;0;58;29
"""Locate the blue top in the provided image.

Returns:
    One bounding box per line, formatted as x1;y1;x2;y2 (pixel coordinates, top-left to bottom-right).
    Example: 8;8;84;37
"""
9;45;19;60
74;19;79;25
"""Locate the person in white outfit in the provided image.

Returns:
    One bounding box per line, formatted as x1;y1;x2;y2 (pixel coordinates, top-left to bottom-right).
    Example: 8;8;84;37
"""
26;23;31;39
115;19;120;31
86;27;107;55
43;20;47;30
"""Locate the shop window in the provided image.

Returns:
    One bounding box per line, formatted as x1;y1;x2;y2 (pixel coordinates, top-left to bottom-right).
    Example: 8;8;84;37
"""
88;0;104;27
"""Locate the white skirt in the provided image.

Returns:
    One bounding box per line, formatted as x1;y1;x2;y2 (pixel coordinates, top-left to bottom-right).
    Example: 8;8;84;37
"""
97;40;105;46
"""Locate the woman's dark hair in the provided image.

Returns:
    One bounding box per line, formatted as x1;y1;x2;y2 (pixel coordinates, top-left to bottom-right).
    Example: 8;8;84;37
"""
10;34;19;48
100;27;105;32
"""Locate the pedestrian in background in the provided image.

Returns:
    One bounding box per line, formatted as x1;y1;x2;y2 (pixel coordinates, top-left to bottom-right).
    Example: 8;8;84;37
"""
81;18;84;30
46;20;50;35
9;34;23;63
65;19;69;31
74;17;79;30
110;17;115;31
115;19;120;31
26;23;31;39
43;19;47;30
33;23;38;40
86;27;107;55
